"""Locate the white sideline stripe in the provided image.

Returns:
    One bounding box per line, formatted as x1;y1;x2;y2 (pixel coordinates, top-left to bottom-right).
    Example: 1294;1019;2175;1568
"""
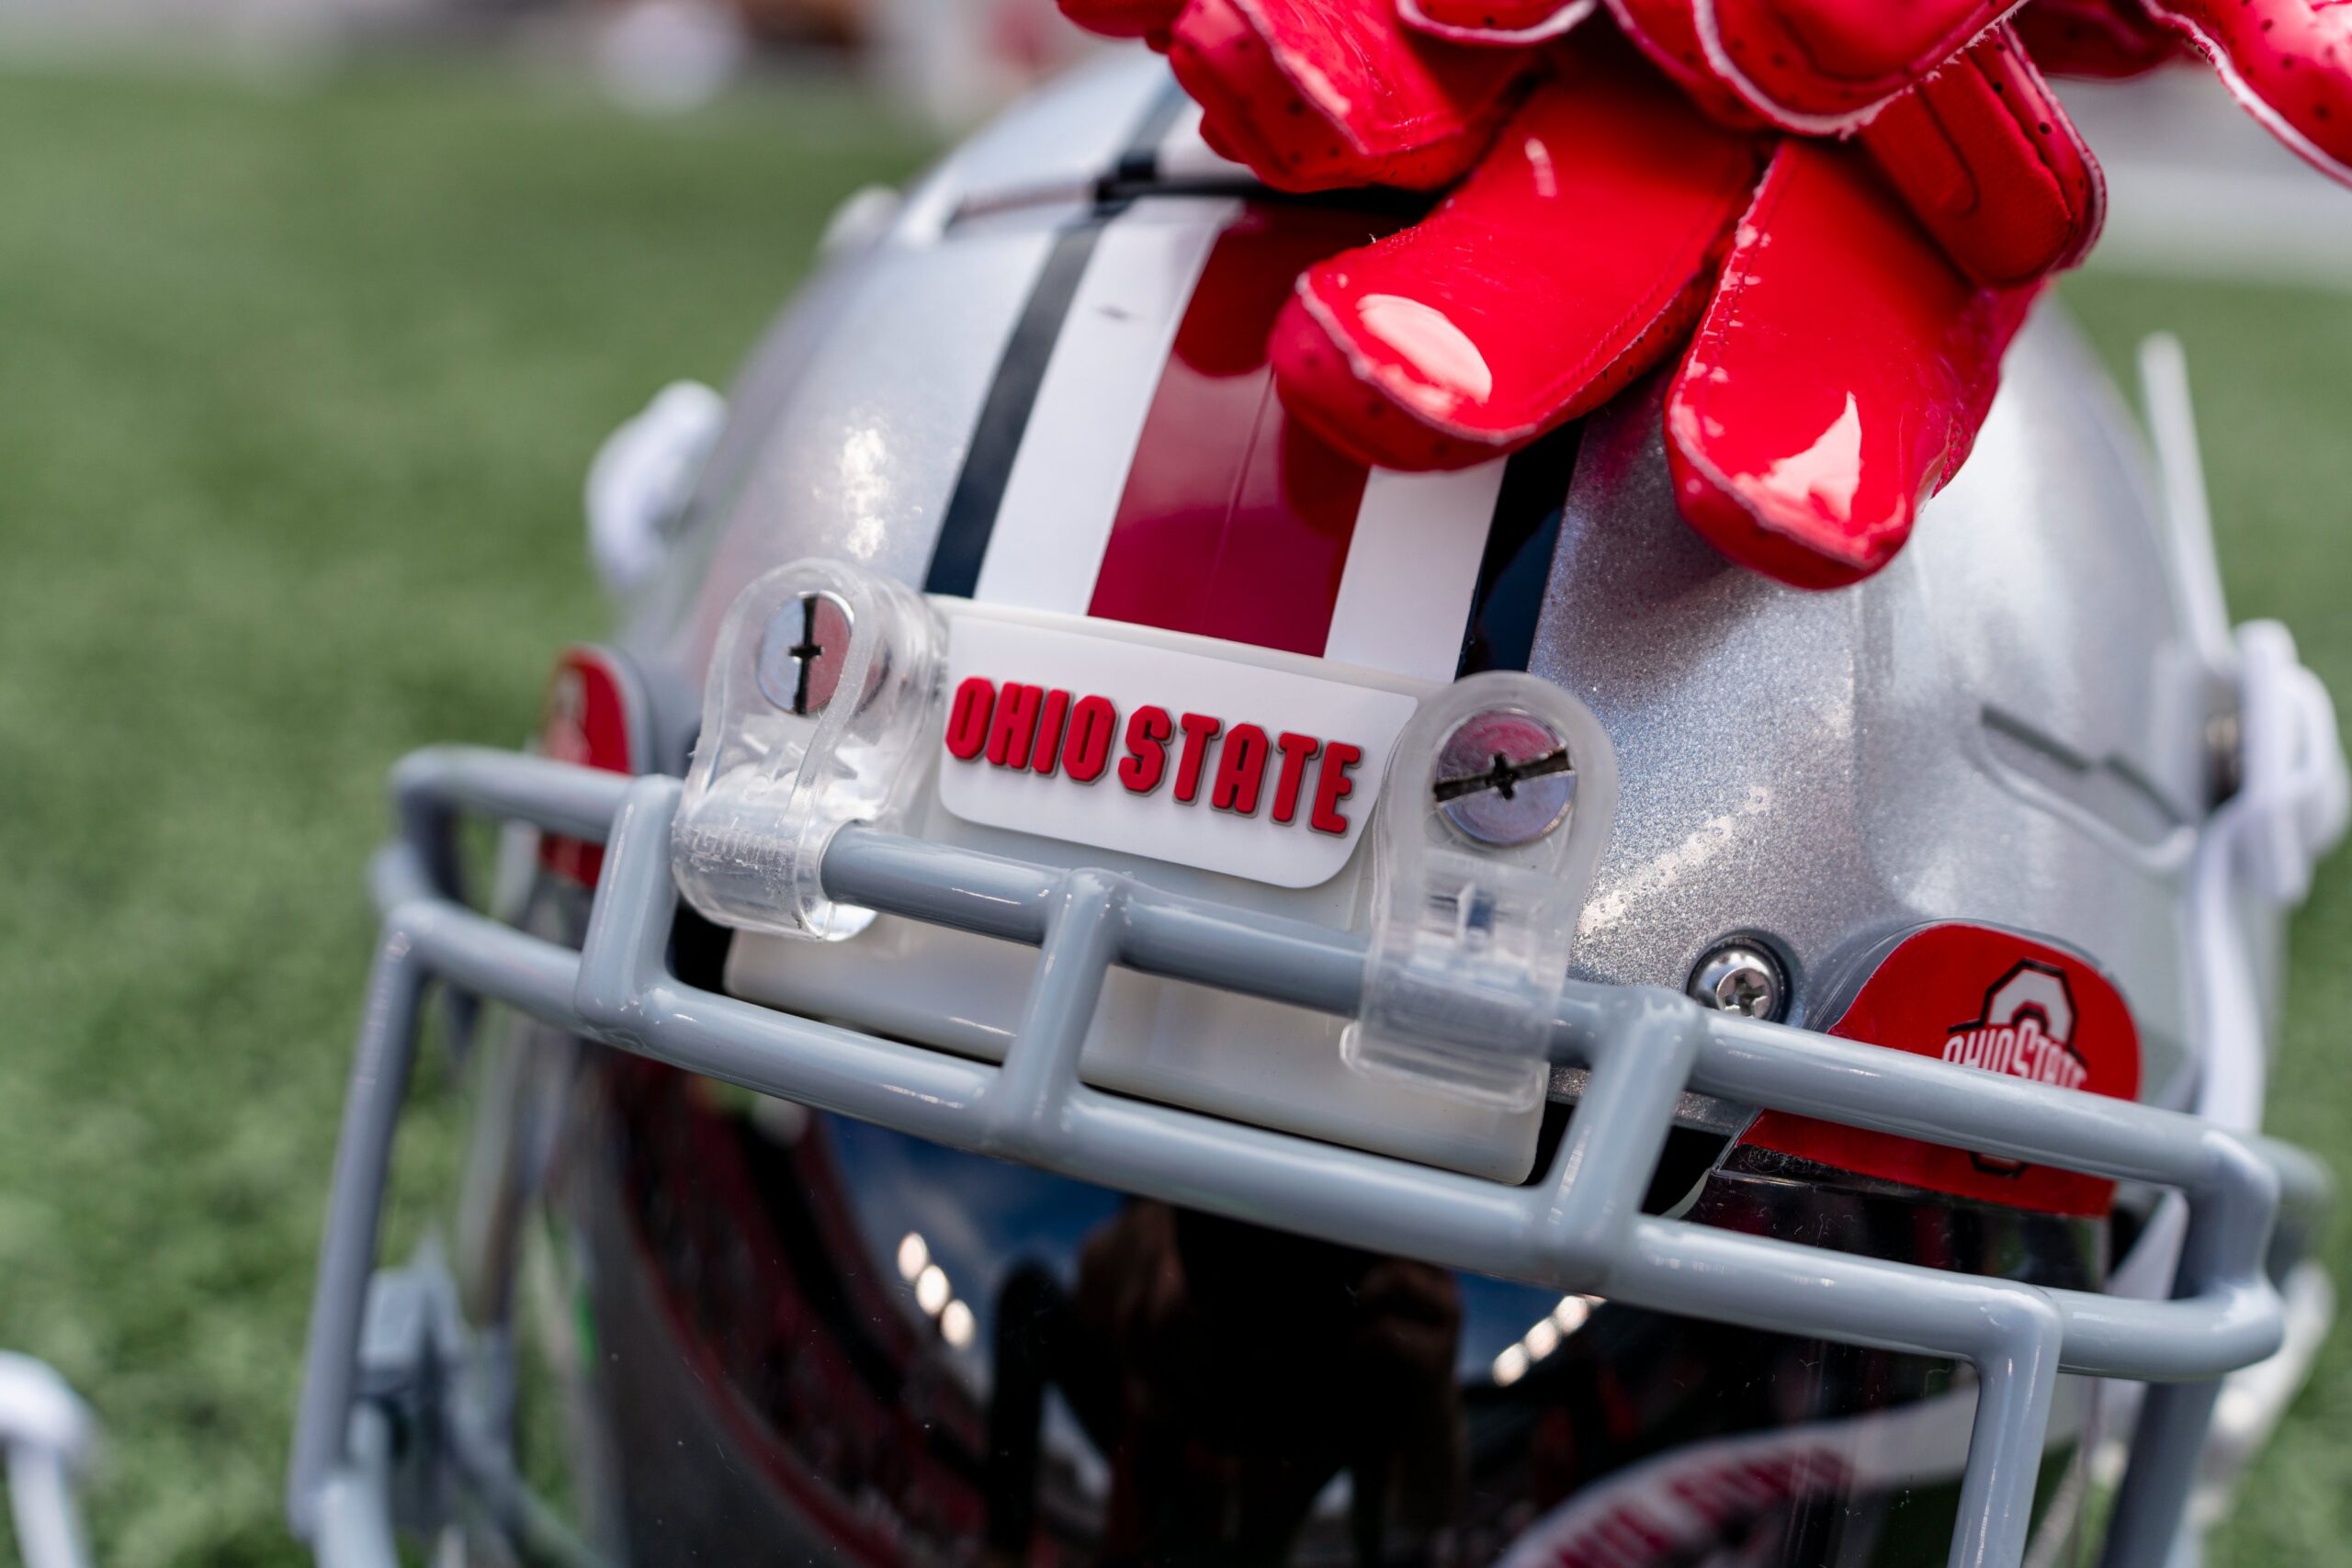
1325;460;1510;682
972;198;1236;615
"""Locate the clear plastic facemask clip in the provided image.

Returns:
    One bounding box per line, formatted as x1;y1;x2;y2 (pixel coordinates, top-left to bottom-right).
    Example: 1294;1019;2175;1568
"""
672;558;946;941
1343;672;1619;1112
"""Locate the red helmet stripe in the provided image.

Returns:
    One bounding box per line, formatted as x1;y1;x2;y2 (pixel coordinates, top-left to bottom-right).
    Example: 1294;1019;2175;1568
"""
1086;207;1385;657
937;200;1569;682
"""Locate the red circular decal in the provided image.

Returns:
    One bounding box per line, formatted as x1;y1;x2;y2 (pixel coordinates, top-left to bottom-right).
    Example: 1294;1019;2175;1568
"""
1739;924;2143;1217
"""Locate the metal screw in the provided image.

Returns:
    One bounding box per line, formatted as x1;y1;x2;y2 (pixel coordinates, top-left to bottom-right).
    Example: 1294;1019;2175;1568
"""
1687;942;1786;1021
1433;710;1576;847
2205;708;2244;808
756;591;854;716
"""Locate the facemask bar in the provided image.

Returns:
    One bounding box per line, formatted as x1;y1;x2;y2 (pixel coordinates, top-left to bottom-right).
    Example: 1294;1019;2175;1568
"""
285;722;2335;1568
0;1353;96;1568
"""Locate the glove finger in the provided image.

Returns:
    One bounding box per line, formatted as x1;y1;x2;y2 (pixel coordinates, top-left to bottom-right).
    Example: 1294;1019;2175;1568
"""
2146;0;2352;186
1604;0;1772;126
1268;51;1765;470
1398;0;1597;46
1666;140;2037;588
2012;0;2182;76
1697;0;2034;132
1059;0;1188;41
1169;0;1535;190
1194;111;1247;166
1860;25;2105;287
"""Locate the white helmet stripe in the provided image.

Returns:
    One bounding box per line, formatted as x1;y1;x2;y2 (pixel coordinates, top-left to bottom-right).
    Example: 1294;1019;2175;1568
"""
969;201;1234;617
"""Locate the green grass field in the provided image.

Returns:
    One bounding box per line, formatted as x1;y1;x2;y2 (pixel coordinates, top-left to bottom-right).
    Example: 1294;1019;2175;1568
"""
0;52;2343;1568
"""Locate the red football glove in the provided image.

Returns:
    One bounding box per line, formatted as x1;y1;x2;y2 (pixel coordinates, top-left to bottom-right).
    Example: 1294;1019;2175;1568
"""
2018;1;2352;187
1059;0;2349;588
2143;1;2352;183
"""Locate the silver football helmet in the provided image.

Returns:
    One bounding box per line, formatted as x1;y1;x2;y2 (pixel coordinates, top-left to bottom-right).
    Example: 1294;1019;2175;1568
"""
285;54;2346;1568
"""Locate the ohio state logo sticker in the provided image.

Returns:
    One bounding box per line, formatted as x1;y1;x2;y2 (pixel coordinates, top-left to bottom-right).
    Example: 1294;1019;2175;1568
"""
1739;924;2142;1216
539;645;648;886
1941;963;2088;1091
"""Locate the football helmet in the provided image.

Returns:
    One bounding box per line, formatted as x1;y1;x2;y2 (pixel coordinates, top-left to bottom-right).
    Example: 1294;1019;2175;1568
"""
286;54;2347;1568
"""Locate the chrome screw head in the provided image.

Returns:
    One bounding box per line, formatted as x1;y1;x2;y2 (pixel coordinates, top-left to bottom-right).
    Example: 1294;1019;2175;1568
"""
756;591;854;716
1433;710;1576;847
1687;942;1786;1021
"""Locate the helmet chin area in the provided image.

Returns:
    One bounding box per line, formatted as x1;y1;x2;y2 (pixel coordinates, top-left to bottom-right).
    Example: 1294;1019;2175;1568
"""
288;694;2326;1568
581;1056;2110;1568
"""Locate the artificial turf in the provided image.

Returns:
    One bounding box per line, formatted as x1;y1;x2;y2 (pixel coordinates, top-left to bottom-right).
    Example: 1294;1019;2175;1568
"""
0;56;933;1564
0;51;2342;1568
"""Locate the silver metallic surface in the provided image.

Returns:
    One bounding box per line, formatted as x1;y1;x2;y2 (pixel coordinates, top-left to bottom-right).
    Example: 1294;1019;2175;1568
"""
640;221;1061;682
1541;338;2211;1098
288;747;2325;1568
1688;942;1786;1021
634;52;2249;1112
1435;709;1576;847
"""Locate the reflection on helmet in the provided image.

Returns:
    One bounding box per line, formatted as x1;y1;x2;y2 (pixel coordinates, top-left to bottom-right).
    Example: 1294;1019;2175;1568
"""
571;1055;2108;1566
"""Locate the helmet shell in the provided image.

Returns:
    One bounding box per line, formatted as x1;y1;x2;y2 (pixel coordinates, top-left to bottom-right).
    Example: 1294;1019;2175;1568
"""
452;55;2283;1568
631;52;2220;1121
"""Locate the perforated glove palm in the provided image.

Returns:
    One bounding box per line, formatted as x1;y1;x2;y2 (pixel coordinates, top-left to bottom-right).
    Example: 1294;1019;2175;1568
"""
1059;0;2352;586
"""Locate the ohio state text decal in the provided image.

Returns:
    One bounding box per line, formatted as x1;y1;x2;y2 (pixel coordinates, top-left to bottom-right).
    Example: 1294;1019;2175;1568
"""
934;615;1421;889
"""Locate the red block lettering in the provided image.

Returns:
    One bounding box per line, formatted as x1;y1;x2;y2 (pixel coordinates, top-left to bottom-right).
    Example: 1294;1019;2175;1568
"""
1309;741;1362;835
986;683;1044;770
1271;731;1319;824
1118;705;1172;794
1208;724;1269;816
945;676;995;761
1172;712;1222;805
1031;689;1070;777
1062;695;1116;784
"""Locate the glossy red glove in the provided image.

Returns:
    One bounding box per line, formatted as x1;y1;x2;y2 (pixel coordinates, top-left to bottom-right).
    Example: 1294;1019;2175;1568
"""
1059;0;2347;588
2016;2;2352;191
